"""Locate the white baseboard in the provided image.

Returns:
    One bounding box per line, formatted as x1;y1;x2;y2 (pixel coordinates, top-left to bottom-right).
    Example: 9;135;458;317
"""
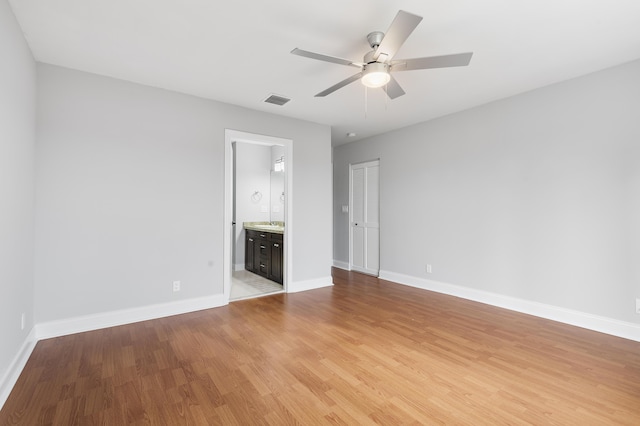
1;294;227;410
234;263;245;272
379;270;640;342
7;270;636;412
0;328;37;410
288;276;333;293
332;260;350;270
35;294;227;340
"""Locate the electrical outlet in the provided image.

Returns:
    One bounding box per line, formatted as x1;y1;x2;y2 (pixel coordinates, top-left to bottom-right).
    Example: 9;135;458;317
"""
173;281;181;292
426;264;432;274
636;298;640;314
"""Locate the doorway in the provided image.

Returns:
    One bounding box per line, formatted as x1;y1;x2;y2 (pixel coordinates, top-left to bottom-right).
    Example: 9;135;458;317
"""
224;130;293;302
349;159;380;276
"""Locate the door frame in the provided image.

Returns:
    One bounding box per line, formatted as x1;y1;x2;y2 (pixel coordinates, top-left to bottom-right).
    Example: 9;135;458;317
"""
224;130;293;302
349;159;380;276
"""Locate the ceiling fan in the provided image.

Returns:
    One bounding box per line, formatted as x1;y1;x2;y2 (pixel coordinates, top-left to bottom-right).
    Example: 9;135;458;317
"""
291;10;473;99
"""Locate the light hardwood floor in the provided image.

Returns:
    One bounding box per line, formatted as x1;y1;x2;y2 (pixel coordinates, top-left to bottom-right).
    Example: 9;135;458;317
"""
2;268;640;424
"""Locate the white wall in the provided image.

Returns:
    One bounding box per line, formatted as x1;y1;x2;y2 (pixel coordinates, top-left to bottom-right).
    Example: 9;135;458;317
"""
334;59;640;327
0;0;36;404
35;63;332;323
234;142;272;269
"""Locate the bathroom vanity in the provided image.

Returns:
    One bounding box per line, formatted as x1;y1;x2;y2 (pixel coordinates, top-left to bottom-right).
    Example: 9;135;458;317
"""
244;222;284;284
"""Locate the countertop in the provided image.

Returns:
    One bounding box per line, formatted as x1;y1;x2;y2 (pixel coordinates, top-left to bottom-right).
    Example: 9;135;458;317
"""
243;222;285;235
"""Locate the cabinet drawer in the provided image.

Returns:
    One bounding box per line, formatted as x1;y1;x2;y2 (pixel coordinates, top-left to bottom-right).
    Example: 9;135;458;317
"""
246;229;260;239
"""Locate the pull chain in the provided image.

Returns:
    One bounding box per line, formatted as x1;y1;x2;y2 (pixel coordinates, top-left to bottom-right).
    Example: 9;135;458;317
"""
364;86;368;119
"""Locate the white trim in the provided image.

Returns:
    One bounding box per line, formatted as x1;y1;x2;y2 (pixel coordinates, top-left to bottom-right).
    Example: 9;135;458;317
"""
379;270;640;342
0;294;227;410
224;130;293;304
333;260;350;270
0;277;325;409
34;294;227;340
234;263;245;272
287;276;333;293
0;328;37;410
351;265;378;276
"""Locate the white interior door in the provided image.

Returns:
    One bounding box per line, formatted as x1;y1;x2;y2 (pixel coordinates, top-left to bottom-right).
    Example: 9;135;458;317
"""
350;160;380;276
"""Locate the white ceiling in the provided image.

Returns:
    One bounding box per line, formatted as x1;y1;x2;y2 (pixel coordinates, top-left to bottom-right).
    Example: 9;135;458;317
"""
9;0;640;145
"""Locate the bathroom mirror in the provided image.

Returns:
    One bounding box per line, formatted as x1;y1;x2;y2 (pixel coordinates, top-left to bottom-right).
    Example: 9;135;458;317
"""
270;168;284;223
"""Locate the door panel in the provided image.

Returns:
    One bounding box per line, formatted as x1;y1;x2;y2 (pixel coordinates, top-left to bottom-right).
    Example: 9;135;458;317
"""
352;168;365;223
350;160;380;276
366;228;380;271
352;226;365;270
366;165;379;225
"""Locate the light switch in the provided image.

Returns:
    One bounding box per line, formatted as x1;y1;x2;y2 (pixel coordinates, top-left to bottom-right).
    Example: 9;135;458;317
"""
342;205;349;213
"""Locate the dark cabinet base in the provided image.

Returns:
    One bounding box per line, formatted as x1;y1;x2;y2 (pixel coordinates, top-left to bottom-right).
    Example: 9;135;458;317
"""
245;229;283;284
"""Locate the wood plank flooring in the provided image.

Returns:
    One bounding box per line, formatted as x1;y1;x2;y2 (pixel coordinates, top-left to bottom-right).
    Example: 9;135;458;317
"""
2;268;640;424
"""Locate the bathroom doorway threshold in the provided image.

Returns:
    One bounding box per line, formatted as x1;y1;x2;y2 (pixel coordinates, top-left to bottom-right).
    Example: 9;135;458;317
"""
230;270;284;301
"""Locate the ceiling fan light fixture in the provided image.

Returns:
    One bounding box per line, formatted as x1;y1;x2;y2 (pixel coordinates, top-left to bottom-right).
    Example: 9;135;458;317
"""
361;62;390;88
291;11;472;99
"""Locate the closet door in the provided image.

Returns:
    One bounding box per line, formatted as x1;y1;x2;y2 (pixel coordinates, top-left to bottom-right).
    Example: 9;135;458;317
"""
350;160;380;276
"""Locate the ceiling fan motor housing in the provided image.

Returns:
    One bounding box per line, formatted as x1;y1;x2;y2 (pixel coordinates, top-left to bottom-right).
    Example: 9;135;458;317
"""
363;61;389;74
362;31;391;88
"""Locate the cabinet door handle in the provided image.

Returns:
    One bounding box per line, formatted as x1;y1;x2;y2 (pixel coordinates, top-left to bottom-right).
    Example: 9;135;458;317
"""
260;245;266;249
248;238;253;242
273;243;279;248
260;234;266;238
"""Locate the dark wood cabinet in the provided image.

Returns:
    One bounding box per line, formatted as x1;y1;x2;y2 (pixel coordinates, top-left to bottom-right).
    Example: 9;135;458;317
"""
245;233;256;272
268;233;283;284
245;229;283;284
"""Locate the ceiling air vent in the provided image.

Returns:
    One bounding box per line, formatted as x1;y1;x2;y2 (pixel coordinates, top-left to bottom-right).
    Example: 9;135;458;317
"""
263;94;291;106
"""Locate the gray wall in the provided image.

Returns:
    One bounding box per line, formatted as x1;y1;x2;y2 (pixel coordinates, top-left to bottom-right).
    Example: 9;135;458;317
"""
334;59;640;323
35;63;332;323
0;0;36;393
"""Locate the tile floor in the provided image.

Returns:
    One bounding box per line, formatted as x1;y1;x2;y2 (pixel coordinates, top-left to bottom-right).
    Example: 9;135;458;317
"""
230;270;284;301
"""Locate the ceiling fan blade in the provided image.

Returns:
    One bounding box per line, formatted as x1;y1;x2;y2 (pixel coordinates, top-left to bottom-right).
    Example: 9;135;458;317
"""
385;76;405;99
291;48;361;68
391;52;473;71
315;72;363;97
373;10;423;61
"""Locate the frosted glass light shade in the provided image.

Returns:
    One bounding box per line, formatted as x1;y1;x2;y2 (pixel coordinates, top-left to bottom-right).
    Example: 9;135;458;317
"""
361;62;390;88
